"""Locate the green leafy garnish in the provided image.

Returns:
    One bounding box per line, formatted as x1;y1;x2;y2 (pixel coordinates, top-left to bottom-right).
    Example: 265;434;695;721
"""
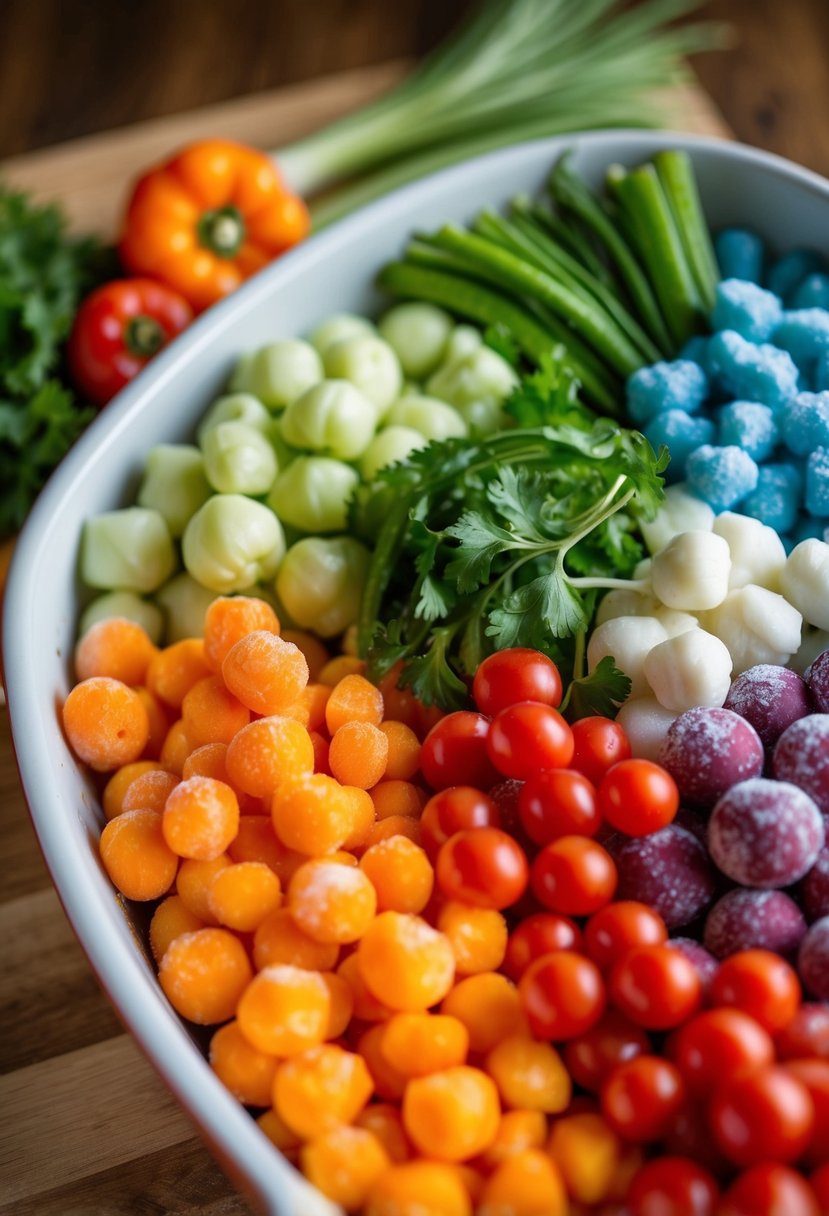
560;655;632;720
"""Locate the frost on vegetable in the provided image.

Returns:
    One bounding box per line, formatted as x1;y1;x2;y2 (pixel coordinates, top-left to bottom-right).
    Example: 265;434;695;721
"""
230;339;323;410
267;456;359;534
82;507;176;594
276;536;370;638
281;380;378;460
182;495;285;593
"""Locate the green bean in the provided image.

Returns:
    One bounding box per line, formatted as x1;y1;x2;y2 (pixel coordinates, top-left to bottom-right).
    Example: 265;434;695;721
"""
653;149;720;312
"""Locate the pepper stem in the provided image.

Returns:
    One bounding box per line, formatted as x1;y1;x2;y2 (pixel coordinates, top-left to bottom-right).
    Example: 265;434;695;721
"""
125;315;165;358
198;205;245;257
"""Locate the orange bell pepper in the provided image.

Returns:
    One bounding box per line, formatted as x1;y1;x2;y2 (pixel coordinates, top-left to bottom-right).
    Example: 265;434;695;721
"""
119;139;310;313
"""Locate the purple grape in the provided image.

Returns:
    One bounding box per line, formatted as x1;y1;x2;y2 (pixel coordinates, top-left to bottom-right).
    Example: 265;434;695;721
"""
658;707;764;810
615;825;718;929
703;888;807;959
800;847;829;922
799;916;829;999
708;776;824;888
724;664;813;747
667;937;719;991
807;648;829;712
774;715;829;814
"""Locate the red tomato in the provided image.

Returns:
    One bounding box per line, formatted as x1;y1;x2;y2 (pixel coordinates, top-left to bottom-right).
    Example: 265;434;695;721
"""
503;912;583;981
710;949;801;1034
472;648;562;716
811;1164;829;1211
601;1055;685;1142
776;1003;829;1061
710;1065;815;1167
563;1010;651;1092
628;1156;719;1216
486;701;574;780
671;1008;775;1098
519;951;606;1040
68;278;193;405
597;758;679;837
570;715;632;785
610;944;701;1031
530;836;617;917
518;769;600;845
664;1101;733;1177
419;786;500;860
435;827;528;910
784;1059;829;1167
721;1165;820;1216
584;901;668;971
420;711;498;790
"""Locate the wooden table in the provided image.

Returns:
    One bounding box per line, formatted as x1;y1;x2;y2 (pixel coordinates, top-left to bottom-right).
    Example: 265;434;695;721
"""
0;29;808;1212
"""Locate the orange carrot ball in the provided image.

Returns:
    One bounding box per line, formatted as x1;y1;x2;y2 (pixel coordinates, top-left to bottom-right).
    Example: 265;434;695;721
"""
338;955;393;1025
207;860;282;931
442;973;527;1055
360;837;434;914
254;907;340;973
355;1104;411;1164
358;912;455;1012
209;1019;278;1108
342;786;377;852
319;655;366;688
274;1043;374;1139
365;1161;471;1216
158;927;253;1024
257;1106;302;1154
547;1111;621;1206
162;775;239;860
102;760;160;820
321;970;354;1039
99;808;178;901
362;815;422;850
281;629;329;681
75;617;158;685
159;718;191;775
325;673;384;734
370;780;428;821
149;894;205;963
181;674;250;748
402;1065;500;1162
288;859;377;944
271;773;356;855
485;1035;571;1113
122;767;179;813
176;854;232;922
229;816;296;879
437;901;508;976
329;720;389;790
225;716;314;799
222;631;309;716
63;677;150;772
477;1109;548;1172
380;721;421;781
381;1013;469;1079
478;1149;567;1216
133;686;173;760
203;595;280;672
301;1125;390;1211
182;741;230;781
236;964;330;1056
147;638;211;710
281;683;331;733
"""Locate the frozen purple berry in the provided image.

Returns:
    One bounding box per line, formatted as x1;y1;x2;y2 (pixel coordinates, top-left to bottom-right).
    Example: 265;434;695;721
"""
658;707;765;809
724;664;813;748
800;847;829;922
615;825;717;929
799;916;829;999
806;649;829;712
703;888;807;959
667;938;719;991
708;777;825;888
773;715;829;814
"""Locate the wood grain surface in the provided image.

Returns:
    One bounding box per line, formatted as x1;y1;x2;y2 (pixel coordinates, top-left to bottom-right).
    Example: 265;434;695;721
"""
0;7;822;1207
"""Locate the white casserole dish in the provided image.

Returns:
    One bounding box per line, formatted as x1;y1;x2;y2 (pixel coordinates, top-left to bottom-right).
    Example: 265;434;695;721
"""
6;130;829;1215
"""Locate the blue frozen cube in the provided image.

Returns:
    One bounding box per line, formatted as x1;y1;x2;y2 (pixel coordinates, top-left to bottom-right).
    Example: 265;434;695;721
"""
793;274;829;311
741;463;802;534
706;330;799;414
774;309;829;373
714;229;764;284
779;391;829;457
816;352;829;393
685;444;760;513
717;400;779;462
767;249;826;303
711;279;782;344
805;449;829;518
680;336;710;367
625;360;709;426
643;409;716;484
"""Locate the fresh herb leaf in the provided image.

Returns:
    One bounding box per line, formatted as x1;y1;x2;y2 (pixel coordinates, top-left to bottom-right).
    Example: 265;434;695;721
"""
398;626;469;711
504;350;592;430
561;655;632;720
483;323;521;368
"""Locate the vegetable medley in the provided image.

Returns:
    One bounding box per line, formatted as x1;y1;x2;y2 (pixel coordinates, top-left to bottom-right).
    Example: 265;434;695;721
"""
59;146;829;1216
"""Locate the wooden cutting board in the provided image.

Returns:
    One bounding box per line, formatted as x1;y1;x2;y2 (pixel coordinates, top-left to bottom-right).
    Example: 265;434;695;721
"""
0;65;730;1215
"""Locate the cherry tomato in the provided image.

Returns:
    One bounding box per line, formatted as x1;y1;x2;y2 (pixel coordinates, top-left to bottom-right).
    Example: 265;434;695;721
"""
419;786;500;860
710;949;801;1034
519;951;606;1040
563;1010;651;1092
597;758;679;837
710;1065;814;1167
664;1101;732;1177
436;827;528;910
488;779;525;839
810;1164;829;1212
670;1008;775;1098
776;1003;829;1061
570;715;632;785
472;648;562;716
530;836;617;917
601;1055;685;1142
68;278;193;405
610;944;701;1030
584;901;668;971
721;1165;820;1216
628;1156;719;1216
518;769;600;845
503;912;583;981
784;1059;829;1167
420;711;499;790
486;701;574;780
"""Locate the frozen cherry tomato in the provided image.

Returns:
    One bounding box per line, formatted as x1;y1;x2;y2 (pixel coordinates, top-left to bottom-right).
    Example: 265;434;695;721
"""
519;951;606;1040
503;912;583;981
420;711;498;790
518;769;600;844
436;827;528;910
472;648;562;715
584;901;667;971
570;715;631;785
420;786;500;860
597;758;679;837
486;702;574;780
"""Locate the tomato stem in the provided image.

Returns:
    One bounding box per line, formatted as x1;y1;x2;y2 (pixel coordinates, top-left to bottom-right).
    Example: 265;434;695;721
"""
198;205;246;257
125;315;165;357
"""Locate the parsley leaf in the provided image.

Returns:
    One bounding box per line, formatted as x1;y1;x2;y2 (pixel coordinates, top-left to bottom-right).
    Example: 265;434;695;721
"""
561;656;632;720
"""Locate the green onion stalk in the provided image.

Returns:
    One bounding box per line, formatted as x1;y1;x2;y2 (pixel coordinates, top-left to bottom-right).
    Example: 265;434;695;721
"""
273;0;725;227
